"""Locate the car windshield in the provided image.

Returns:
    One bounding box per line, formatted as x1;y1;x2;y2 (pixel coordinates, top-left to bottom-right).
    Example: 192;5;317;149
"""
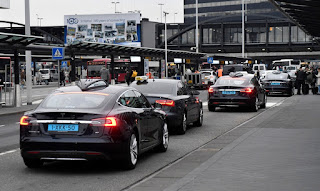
131;81;176;95
215;77;251;86
254;66;265;70
40;70;49;74
41;92;109;109
202;72;211;76
87;65;102;77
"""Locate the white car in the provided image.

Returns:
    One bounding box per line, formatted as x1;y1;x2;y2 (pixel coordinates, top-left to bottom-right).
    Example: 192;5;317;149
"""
200;70;217;86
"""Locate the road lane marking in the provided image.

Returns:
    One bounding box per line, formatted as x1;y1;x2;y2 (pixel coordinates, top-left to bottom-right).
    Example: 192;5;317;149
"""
204;102;277;107
0;125;5;128
22;99;43;106
0;149;18;156
203;102;208;106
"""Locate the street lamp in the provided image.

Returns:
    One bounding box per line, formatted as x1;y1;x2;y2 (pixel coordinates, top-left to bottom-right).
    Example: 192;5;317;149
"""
158;3;164;23
38;17;43;26
164;11;169;78
112;1;120;13
242;0;245;58
195;0;199;53
174;12;178;23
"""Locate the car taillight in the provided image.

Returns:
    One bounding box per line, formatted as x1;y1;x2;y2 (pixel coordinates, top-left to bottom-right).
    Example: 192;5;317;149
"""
208;87;214;93
20;116;29;126
105;117;117;127
92;117;117;127
156;100;175;107
240;87;254;93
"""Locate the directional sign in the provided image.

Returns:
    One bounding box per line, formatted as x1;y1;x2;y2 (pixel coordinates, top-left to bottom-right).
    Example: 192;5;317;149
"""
207;57;214;64
52;47;65;60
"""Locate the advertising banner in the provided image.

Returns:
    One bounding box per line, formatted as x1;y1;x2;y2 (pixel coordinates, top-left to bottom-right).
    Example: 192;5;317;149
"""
64;13;141;47
144;59;149;75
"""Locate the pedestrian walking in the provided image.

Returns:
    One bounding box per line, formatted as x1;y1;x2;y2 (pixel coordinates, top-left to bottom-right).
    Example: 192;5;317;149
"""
60;70;66;86
125;67;133;86
20;69;26;89
295;67;307;95
100;66;110;84
316;67;320;94
36;71;42;85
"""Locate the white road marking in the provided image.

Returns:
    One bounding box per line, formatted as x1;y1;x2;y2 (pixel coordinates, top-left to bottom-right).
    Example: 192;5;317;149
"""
0;125;5;127
0;149;18;156
22;99;43;106
203;102;208;106
204;102;278;108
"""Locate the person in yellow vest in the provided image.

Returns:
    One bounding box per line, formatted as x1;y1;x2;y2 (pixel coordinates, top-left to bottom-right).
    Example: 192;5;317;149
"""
131;70;137;82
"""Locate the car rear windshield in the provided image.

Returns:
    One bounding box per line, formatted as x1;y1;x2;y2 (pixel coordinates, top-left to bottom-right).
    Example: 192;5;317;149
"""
40;70;49;74
41;92;109;109
254;66;265;70
266;74;288;80
131;82;176;95
202;72;211;76
215;77;251;86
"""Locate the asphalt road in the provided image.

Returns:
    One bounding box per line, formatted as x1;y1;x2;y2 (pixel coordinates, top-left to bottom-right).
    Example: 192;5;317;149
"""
0;90;288;191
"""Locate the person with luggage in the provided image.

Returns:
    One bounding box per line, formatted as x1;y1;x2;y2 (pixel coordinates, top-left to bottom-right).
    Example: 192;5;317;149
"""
60;70;66;86
295;67;307;95
125;67;133;86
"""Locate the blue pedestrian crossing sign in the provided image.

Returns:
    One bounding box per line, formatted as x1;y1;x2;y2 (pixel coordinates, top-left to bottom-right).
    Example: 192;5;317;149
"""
52;47;65;60
61;61;68;68
207;57;214;64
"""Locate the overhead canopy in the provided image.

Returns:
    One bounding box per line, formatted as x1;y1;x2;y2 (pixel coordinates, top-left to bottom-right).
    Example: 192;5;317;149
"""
270;0;320;39
68;41;206;59
0;32;44;48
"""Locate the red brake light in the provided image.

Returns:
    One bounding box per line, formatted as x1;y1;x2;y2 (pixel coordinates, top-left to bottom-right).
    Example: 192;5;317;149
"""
105;117;117;127
240;88;253;93
20;116;29;126
156;100;175;107
208;87;214;93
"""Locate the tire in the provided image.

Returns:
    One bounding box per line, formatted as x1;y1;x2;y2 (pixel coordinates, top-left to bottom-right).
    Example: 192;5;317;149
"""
123;133;138;170
260;94;266;109
194;108;203;127
177;113;187;135
249;97;259;112
208;105;216;112
155;122;169;152
23;158;43;168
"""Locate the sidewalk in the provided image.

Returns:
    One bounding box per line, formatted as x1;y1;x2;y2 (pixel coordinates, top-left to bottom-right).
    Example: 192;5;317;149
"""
129;95;320;191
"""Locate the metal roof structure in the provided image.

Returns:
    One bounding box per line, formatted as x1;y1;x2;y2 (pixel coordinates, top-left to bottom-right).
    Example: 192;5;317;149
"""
269;0;320;40
68;41;206;59
0;32;44;49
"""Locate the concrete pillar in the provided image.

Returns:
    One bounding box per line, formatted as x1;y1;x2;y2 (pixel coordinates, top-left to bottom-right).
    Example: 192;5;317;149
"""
14;50;21;107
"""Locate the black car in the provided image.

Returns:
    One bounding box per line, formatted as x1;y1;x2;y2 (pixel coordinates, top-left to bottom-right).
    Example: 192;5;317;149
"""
20;79;168;169
261;71;294;96
208;73;266;112
130;79;203;135
222;64;251;76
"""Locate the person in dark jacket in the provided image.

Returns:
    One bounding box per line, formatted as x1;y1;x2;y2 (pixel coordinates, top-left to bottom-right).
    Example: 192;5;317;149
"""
125;67;133;86
295;67;307;95
60;70;66;86
100;66;110;84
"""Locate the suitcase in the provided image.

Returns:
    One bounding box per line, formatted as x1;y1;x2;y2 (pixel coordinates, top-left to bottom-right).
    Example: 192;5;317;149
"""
302;84;309;95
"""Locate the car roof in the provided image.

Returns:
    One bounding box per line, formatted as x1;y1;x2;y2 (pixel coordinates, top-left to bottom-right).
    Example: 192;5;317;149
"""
220;73;254;79
55;84;134;95
133;79;181;85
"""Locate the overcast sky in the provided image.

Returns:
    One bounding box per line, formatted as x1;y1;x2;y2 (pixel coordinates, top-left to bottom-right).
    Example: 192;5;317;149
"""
0;0;184;26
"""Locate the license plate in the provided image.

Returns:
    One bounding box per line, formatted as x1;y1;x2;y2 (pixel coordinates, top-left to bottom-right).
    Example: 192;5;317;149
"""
48;124;79;132
271;82;280;85
222;91;236;95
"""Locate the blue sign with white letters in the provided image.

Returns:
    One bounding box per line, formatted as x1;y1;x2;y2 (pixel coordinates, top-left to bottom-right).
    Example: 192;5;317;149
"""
207;57;214;64
52;47;65;60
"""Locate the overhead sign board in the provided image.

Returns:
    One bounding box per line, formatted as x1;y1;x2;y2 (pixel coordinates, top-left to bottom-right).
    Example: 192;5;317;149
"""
207;57;214;64
64;13;141;47
52;47;64;60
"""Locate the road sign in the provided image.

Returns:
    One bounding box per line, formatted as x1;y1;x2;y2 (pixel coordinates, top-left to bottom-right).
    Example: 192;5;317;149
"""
61;61;68;68
207;57;214;64
52;47;65;60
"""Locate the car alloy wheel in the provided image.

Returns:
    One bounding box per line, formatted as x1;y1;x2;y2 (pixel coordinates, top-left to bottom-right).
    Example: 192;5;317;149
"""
130;134;138;166
194;108;203;127
177;113;187;135
155;122;169;152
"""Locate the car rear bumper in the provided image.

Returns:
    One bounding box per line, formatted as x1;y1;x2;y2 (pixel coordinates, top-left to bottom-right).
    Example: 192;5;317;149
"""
208;97;255;107
265;87;291;94
166;112;183;129
20;137;127;161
